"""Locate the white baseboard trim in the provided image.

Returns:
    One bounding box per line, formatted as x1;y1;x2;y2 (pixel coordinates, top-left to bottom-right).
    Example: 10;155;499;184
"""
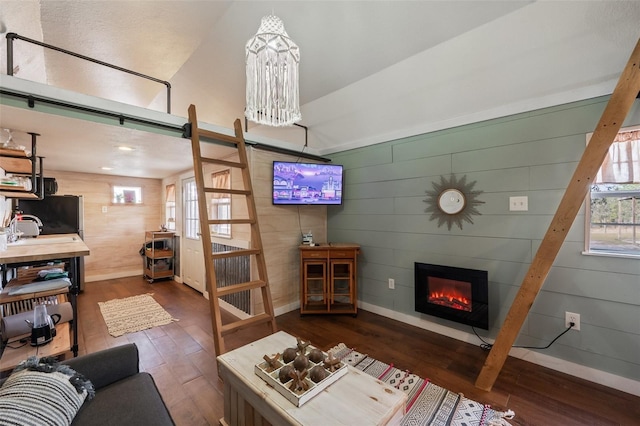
275;301;300;317
85;270;143;282
359;301;640;398
87;271;183;284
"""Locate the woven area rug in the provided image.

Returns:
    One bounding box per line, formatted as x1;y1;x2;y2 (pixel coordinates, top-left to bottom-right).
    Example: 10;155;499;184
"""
328;343;515;426
98;293;178;337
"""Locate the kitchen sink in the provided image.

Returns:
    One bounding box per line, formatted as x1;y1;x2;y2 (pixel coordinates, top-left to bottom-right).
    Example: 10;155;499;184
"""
8;236;81;246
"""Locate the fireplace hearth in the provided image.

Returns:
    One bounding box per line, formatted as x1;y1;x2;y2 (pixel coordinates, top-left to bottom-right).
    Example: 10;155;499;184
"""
415;263;489;330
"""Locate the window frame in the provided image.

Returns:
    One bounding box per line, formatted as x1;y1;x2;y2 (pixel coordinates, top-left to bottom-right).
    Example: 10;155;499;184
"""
183;178;199;240
210;170;231;238
584;125;640;259
112;185;142;204
165;184;176;231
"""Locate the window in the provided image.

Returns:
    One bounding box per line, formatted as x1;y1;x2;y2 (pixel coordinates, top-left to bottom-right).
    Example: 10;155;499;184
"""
211;170;231;237
113;186;142;204
183;178;199;240
165;184;176;231
585;126;640;257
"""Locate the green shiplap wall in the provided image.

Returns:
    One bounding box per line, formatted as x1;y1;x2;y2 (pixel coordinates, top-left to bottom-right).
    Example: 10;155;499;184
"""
327;96;640;382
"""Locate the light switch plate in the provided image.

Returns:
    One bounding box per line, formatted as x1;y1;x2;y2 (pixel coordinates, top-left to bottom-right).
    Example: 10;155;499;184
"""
509;196;528;211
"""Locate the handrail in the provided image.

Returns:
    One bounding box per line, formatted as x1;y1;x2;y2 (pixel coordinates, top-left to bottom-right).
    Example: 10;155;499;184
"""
6;32;172;113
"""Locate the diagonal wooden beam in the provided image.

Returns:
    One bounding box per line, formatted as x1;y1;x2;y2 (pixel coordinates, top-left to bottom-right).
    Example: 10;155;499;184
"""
475;38;640;391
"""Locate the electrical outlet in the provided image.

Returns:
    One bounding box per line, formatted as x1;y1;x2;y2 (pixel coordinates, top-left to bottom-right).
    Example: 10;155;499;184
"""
388;278;395;290
565;311;580;331
509;196;528;211
101;206;108;213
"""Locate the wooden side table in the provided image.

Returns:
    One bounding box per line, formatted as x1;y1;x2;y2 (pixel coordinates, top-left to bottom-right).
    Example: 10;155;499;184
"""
217;331;406;426
300;243;360;315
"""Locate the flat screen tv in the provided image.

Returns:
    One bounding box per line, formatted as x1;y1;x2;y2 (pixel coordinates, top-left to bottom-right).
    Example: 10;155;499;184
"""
272;161;344;205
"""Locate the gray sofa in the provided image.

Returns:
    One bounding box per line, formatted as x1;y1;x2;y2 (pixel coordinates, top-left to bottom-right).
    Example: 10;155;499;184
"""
63;343;174;426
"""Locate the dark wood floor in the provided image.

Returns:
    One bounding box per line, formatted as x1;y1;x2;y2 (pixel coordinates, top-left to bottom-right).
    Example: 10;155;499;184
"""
76;277;640;426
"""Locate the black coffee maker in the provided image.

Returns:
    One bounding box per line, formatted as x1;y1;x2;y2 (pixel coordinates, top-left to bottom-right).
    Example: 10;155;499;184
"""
27;304;61;346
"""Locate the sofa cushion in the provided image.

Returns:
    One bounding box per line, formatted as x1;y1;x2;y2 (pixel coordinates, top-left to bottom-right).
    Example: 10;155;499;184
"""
0;356;94;426
71;372;174;426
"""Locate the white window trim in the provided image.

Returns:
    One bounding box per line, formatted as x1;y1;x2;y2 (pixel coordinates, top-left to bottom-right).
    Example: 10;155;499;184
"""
584;124;640;258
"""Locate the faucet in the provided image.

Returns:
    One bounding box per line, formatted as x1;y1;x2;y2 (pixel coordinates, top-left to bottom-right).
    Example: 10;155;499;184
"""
7;214;43;242
7;216;20;243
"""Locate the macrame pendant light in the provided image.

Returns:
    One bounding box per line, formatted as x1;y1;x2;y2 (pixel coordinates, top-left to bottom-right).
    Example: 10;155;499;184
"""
245;14;301;127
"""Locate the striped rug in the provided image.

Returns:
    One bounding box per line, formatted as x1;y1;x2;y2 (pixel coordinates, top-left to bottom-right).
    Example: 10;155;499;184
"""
98;293;178;337
328;343;515;426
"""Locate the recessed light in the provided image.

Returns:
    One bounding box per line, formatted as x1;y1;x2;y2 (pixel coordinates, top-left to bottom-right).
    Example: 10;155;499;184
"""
118;146;135;151
101;166;113;171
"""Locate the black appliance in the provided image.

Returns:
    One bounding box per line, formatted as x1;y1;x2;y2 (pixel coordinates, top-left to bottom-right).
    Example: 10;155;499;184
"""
16;195;85;290
29;306;61;347
43;177;58;196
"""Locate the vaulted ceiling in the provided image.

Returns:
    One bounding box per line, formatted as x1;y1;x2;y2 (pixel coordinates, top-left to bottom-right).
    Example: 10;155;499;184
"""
1;1;639;178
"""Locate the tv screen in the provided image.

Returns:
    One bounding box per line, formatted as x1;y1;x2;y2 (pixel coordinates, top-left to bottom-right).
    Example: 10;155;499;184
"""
272;161;344;205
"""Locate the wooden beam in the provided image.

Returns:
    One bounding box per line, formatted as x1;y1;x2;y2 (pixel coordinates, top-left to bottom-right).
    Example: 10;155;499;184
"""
475;38;640;391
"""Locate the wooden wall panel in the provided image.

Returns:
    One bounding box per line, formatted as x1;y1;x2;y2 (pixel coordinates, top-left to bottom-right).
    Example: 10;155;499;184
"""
250;148;327;313
46;170;162;281
328;94;640;384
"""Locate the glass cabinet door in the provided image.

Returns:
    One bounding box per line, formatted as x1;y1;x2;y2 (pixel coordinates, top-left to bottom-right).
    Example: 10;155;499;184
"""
330;260;354;312
303;261;327;310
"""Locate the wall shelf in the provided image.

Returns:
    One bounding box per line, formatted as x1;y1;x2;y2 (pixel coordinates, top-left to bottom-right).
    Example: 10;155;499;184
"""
0;134;43;199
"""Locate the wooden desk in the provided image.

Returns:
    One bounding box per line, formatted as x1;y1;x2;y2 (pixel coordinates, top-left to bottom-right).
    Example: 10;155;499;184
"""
217;331;406;426
0;234;90;358
0;323;70;372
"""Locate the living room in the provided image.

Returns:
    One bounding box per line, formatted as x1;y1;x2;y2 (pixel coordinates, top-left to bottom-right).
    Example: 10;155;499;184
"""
0;2;639;425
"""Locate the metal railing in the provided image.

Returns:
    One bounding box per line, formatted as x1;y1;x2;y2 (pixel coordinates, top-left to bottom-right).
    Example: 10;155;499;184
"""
6;32;172;113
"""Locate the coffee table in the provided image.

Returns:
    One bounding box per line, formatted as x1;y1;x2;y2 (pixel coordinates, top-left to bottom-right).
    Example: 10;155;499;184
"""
217;331;406;426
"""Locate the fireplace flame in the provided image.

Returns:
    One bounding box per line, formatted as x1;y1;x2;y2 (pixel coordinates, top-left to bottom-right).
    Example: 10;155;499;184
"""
428;290;472;312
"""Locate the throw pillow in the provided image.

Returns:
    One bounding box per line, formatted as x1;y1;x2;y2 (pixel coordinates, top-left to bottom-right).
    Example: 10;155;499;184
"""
0;356;95;426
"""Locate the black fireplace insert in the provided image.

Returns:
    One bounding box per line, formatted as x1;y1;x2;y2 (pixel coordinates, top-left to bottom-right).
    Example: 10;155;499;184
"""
415;262;489;330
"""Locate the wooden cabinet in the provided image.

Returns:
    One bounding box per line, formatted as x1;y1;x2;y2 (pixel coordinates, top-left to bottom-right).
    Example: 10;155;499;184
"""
143;231;175;283
299;244;360;315
0;139;43;199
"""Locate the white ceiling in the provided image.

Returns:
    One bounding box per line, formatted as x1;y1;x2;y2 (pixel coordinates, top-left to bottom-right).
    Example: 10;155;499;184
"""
1;1;639;179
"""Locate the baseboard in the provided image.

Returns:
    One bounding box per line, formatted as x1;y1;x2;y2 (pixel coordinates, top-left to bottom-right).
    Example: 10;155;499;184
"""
85;269;144;282
359;301;640;398
275;301;300;317
86;270;182;283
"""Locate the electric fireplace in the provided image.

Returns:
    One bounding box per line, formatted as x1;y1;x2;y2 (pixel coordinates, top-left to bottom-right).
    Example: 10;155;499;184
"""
415;262;489;330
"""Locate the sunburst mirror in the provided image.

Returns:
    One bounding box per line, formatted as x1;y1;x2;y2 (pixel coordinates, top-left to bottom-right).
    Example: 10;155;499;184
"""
423;174;484;230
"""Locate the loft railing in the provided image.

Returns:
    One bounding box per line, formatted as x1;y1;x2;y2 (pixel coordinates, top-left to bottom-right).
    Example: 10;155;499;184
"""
6;32;172;113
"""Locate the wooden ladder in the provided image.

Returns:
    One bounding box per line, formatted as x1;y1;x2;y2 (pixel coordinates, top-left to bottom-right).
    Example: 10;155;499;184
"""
187;104;278;356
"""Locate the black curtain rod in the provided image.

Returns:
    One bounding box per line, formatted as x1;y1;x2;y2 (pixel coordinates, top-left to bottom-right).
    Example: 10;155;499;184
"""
0;89;183;133
244;117;308;147
1;89;332;163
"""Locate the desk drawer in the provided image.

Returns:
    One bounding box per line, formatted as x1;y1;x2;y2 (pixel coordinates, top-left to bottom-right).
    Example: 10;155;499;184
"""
301;250;328;259
330;250;357;259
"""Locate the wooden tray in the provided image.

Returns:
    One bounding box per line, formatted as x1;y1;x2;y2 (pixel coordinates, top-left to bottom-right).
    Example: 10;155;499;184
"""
254;344;348;407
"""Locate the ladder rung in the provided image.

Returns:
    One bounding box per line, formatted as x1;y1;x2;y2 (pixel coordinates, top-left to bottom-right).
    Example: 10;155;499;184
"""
216;280;267;297
197;128;240;145
221;313;274;335
208;219;255;225
204;188;251;196
201;157;246;169
212;249;261;259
